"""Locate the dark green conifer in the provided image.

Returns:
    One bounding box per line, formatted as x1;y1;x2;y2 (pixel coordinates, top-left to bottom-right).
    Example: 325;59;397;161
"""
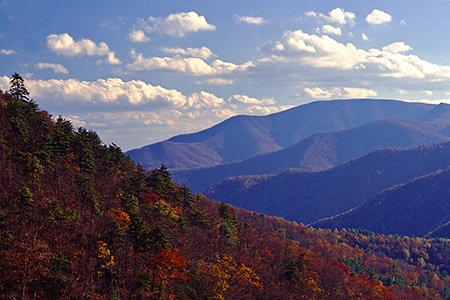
9;73;30;102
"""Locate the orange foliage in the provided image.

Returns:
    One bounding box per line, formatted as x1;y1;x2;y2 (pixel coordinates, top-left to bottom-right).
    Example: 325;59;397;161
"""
151;247;188;285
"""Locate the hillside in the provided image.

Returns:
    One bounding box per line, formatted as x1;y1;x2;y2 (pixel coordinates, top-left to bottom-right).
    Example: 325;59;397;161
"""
6;85;450;299
173;118;450;193
313;167;450;237
127;99;438;170
206;142;450;225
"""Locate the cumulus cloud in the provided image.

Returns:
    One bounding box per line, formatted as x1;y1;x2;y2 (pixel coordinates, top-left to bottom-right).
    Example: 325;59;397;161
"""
135;11;216;38
382;42;412;53
228;94;275;105
0;75;280;116
304;87;377;99
201;78;234;85
366;9;392;25
127;30;151;42
211;108;237;119
262;30;450;81
25;77;186;109
265;30;365;69
322;25;342;35
362;33;369;41
187;91;224;108
46;33;121;64
234;15;268;25
1;49;18;55
303;87;334;99
36;63;69;74
161;46;216;60
306;8;356;25
243;105;291;115
0;76;9;91
126;50;253;76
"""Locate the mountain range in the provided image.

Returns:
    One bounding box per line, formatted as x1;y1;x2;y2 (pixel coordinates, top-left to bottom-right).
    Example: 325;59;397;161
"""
313;164;450;237
206;142;450;227
126;99;441;170
172;117;450;193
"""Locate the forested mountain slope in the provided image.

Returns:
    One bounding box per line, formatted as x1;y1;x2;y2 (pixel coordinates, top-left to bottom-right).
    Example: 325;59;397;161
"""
206;142;450;225
173;118;450;193
314;167;450;237
127;99;438;170
5;85;450;299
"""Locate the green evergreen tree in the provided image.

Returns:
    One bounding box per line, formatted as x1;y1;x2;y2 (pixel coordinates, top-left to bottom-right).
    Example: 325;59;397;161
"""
9;73;30;102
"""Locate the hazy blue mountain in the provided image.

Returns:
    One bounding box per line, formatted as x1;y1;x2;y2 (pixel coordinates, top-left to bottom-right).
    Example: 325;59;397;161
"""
206;142;450;225
313;167;450;237
172;118;450;193
126;99;438;169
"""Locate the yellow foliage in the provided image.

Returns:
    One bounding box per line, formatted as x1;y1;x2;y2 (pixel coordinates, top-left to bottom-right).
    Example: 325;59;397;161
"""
236;263;263;290
97;240;110;259
155;199;181;221
108;207;131;230
97;240;115;277
197;254;263;299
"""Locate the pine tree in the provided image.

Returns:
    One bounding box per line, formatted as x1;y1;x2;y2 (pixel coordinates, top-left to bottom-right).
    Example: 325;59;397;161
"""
9;73;30;102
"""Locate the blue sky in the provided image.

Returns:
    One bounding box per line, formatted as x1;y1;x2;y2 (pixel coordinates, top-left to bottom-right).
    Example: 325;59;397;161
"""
2;0;450;150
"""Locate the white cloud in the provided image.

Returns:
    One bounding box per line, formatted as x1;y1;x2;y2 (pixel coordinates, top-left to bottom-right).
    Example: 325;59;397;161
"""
26;77;187;108
322;25;342;35
136;11;216;38
126;50;253;76
266;30;365;69
382;42;412;53
0;76;9;91
211;108;237;119
161;46;216;60
46;33;121;64
66;115;86;128
366;9;392;25
187;91;224;108
262;30;450;81
228;94;275;105
362;33;369;41
306;8;356;25
423;90;433;96
36;62;69;74
127;30;151;42
342;87;378;98
104;52;121;65
304;87;377;99
304;87;333;99
201;78;234;85
234;15;268;25
305;11;317;18
243;105;289;115
1;49;18;55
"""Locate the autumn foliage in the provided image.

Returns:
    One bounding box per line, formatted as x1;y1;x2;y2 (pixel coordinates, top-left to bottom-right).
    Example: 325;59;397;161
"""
3;88;450;299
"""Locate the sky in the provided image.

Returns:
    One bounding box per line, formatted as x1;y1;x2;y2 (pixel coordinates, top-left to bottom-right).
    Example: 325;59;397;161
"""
2;0;450;151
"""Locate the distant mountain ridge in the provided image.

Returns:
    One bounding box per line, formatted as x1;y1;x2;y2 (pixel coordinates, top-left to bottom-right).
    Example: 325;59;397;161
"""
126;99;440;170
313;166;450;237
205;142;450;227
172;117;450;192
